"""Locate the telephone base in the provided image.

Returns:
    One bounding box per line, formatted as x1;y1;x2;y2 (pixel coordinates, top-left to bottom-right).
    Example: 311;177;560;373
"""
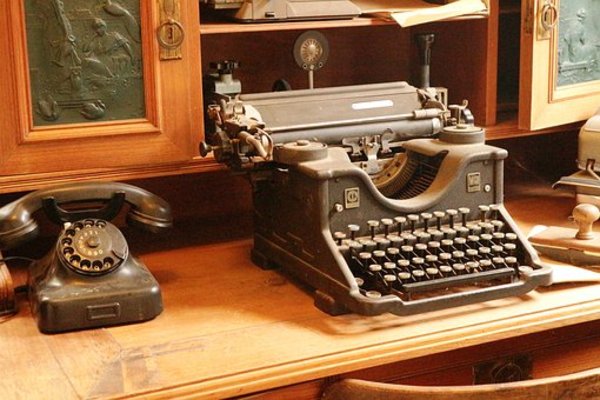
28;254;163;333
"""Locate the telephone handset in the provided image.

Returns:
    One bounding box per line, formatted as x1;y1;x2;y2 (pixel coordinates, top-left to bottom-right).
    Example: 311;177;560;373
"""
0;182;171;333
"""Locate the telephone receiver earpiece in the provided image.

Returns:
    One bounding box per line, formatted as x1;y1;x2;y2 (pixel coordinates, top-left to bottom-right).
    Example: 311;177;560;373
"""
0;182;172;249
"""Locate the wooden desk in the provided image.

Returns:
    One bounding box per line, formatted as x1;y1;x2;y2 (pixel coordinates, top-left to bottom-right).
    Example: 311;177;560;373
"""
2;187;600;400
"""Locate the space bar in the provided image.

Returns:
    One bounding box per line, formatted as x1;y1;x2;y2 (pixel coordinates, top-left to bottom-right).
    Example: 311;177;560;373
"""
402;267;516;294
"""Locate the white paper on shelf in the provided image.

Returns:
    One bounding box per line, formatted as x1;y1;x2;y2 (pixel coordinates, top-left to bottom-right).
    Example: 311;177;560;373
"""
353;0;488;27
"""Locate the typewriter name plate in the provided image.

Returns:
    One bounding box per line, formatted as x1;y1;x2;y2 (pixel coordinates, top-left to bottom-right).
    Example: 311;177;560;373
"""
344;188;360;209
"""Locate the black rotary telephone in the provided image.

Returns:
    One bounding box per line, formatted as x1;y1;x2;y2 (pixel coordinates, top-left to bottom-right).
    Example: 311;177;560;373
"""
0;182;172;333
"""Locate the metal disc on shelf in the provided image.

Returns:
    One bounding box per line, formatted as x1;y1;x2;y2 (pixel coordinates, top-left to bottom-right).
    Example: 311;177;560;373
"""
293;30;329;71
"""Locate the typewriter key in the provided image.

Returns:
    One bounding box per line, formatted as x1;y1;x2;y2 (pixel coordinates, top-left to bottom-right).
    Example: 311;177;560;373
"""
441;239;454;252
467;235;480;248
519;266;534;274
492;220;505;232
465;261;480;272
420;212;433;232
348;224;360;240
348;241;363;255
425;254;439;264
416;231;431;244
469;224;483;236
446;209;458;229
412;257;425;268
355;277;365;287
489;204;500;219
456;226;470;238
504;243;516;256
491;245;504;256
452;250;465;262
493;232;505;242
480;259;492;270
412;269;425;280
361;239;377;253
428;241;441;254
367;220;380;239
333;231;346;245
441;227;456;240
429;229;444;241
452;263;466;274
426;267;440;277
433;211;445;230
466;249;479;260
479;247;491;258
373;250;386;262
505;232;518;243
454;237;467;250
394;216;406;234
381;218;394;236
492;257;506;268
359;252;372;268
458;207;470;226
388;235;403;248
439;265;453;275
505;256;518;273
365;291;382;299
415;243;428;256
401;245;414;258
386;247;400;261
398;271;412;281
397;259;410;270
384;274;397;287
401;232;417;246
478;205;490;222
407;214;419;232
480;233;493;246
369;264;382;273
439;252;452;263
480;223;494;235
374;237;390;251
384;262;396;272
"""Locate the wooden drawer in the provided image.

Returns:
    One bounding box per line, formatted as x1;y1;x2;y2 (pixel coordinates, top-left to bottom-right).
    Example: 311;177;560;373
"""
238;319;600;399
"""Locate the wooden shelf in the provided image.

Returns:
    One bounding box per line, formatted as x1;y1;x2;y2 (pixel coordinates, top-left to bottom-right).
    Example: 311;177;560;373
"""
199;13;488;35
200;16;394;34
486;112;583;141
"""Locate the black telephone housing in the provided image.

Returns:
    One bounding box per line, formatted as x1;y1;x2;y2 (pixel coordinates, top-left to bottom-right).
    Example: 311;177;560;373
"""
0;182;172;333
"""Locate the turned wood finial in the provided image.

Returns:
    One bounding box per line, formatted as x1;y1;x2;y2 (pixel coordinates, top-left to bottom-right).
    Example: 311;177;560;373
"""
573;203;600;240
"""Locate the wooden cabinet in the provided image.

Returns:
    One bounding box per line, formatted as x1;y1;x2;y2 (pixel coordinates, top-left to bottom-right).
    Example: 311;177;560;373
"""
0;0;203;193
519;0;600;130
0;0;592;193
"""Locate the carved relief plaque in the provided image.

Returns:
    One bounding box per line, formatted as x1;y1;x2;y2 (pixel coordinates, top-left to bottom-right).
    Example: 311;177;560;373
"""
557;0;600;86
24;0;145;126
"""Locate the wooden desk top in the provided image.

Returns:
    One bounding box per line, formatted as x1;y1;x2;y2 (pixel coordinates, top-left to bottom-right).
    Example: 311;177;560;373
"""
2;186;600;400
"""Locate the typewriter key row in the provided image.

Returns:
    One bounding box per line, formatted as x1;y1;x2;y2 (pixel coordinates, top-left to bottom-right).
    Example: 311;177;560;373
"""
332;205;532;299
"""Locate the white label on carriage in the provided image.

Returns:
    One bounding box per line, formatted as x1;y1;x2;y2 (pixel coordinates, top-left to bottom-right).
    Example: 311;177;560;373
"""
351;100;394;110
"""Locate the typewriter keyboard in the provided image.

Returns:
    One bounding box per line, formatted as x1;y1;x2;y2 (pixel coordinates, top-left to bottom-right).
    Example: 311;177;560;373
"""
332;205;536;300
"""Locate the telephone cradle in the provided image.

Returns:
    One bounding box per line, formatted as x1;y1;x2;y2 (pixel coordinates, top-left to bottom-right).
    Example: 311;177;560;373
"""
0;182;172;333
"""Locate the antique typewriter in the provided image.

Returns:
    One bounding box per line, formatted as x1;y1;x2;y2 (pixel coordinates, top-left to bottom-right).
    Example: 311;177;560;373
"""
200;66;552;316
